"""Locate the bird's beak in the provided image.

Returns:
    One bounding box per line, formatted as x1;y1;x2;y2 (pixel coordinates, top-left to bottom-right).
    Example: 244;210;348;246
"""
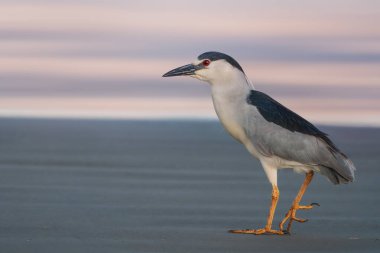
162;64;202;77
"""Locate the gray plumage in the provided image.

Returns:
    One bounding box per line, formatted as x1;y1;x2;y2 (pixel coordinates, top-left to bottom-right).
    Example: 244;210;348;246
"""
246;90;355;184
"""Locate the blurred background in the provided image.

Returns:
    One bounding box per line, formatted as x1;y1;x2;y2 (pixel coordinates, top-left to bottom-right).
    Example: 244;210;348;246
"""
0;0;379;126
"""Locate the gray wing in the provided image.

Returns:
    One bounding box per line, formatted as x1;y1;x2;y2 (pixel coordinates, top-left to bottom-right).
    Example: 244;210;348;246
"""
246;90;355;184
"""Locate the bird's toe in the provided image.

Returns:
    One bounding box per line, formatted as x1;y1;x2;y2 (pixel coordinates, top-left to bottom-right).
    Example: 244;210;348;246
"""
292;217;308;223
229;228;284;235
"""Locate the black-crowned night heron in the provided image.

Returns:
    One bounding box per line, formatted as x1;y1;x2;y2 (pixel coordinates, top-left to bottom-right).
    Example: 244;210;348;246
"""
162;51;356;235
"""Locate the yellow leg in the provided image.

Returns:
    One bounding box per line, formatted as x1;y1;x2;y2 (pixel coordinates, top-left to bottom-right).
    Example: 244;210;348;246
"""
279;171;317;233
229;185;284;235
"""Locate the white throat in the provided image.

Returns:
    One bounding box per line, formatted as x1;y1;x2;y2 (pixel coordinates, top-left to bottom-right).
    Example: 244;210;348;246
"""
210;70;253;98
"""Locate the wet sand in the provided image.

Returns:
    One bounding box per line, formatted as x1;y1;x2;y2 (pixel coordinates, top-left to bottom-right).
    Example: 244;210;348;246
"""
0;118;379;252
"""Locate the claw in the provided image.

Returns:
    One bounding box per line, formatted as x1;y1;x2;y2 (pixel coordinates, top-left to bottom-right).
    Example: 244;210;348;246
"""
311;202;320;207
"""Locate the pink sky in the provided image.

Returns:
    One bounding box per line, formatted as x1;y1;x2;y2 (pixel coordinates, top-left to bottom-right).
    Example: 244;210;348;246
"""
0;0;379;126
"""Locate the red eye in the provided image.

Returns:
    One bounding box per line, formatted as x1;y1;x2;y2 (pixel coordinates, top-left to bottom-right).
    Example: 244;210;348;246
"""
202;59;210;66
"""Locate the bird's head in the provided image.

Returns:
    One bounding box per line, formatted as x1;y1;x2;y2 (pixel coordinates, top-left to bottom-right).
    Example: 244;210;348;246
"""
163;52;246;84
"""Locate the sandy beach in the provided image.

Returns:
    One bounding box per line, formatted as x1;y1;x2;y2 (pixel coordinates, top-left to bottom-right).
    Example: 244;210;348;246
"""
0;118;379;252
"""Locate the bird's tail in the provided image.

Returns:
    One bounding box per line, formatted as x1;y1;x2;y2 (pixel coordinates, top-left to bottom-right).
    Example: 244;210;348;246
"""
319;152;356;185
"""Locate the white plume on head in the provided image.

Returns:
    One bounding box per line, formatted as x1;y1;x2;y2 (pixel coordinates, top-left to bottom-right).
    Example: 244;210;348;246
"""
244;74;255;89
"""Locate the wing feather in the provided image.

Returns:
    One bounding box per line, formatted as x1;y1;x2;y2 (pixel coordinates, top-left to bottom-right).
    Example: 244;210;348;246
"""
246;90;355;184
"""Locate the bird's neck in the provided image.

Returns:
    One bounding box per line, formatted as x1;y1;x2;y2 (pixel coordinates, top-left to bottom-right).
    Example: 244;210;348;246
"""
209;72;252;144
210;71;253;100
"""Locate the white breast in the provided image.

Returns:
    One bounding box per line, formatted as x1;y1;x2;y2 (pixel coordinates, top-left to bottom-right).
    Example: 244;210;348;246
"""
211;85;249;144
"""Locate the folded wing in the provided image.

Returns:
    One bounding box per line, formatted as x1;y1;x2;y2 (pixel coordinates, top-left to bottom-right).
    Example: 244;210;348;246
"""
246;90;356;184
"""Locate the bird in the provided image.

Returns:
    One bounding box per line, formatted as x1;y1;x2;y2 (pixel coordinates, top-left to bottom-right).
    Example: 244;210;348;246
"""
162;51;356;235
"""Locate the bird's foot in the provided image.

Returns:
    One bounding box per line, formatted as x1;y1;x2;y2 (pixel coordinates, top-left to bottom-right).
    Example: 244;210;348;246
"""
229;228;284;235
279;202;319;233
